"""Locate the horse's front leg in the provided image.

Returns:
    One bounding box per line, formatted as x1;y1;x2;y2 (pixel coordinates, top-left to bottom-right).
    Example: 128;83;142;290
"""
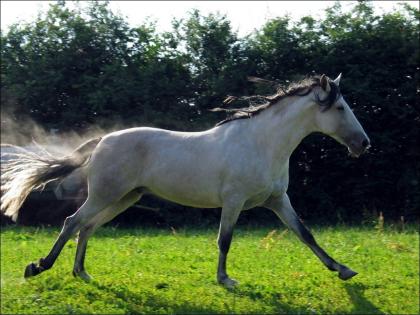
264;193;358;280
217;198;243;288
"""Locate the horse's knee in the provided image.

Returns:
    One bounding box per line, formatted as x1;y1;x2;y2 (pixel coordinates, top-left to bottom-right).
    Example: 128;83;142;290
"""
38;257;52;270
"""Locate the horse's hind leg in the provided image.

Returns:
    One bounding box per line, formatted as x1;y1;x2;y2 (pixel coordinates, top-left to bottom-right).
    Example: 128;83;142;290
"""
72;190;143;281
24;197;111;278
72;224;96;281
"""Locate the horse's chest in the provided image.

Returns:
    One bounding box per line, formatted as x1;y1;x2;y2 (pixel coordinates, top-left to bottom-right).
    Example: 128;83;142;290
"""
241;170;289;210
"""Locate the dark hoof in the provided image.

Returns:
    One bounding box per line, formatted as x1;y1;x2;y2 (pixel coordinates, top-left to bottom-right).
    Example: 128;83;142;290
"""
338;267;358;280
24;263;41;278
218;277;238;289
73;269;92;282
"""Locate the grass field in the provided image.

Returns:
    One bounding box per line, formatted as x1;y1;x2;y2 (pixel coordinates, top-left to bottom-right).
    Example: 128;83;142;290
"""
1;224;418;314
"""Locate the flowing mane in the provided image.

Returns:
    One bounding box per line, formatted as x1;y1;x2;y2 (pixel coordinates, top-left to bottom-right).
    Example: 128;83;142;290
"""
212;75;341;126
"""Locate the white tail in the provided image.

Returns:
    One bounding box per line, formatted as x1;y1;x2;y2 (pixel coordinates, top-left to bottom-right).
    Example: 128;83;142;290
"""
1;138;101;221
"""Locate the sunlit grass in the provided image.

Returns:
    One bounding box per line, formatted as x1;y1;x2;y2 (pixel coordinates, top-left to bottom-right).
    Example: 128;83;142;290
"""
1;224;418;314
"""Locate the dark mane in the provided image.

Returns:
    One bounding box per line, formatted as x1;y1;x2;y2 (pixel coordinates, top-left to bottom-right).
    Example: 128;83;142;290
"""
212;75;340;126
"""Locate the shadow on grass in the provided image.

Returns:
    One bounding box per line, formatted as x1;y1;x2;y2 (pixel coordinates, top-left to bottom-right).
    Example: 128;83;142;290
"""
89;280;222;314
88;280;318;314
227;282;385;314
344;283;384;314
26;274;384;314
229;284;315;314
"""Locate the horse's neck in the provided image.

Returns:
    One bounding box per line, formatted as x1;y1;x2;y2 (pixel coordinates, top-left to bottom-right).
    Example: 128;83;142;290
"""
249;95;316;165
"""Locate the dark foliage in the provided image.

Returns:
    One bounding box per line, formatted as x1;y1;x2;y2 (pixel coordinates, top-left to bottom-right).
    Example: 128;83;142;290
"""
1;1;419;225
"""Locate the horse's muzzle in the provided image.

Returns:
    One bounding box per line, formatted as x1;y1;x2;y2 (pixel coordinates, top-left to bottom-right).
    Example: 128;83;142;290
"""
347;134;371;158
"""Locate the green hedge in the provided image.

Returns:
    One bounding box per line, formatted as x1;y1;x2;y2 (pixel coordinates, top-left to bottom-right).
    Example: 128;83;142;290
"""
1;1;419;224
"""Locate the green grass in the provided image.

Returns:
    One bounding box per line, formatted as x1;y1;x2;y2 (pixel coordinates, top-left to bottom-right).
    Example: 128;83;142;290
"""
1;224;418;314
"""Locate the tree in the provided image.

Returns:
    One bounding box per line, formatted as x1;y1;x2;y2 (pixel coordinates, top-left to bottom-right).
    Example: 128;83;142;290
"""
171;10;252;127
1;1;418;224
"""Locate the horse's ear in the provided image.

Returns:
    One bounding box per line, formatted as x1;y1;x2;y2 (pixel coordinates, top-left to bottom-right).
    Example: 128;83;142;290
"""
333;73;342;86
320;74;331;92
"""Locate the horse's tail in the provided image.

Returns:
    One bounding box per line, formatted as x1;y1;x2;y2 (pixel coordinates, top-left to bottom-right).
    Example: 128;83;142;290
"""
1;137;102;222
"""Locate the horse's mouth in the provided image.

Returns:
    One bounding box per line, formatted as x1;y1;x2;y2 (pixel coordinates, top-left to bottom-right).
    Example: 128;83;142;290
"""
348;148;360;158
347;145;369;158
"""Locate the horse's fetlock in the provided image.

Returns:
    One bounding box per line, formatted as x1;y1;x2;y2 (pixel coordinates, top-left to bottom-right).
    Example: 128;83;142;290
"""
217;276;226;284
217;272;229;282
38;257;51;270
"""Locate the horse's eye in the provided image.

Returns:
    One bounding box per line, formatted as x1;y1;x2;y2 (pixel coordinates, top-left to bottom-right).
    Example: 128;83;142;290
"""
336;106;345;111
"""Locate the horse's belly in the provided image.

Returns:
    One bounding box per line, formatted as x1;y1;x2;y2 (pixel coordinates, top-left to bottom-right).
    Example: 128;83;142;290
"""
145;175;222;208
149;187;221;208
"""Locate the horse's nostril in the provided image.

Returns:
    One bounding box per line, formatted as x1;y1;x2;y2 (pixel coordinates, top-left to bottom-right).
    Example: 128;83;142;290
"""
362;139;369;148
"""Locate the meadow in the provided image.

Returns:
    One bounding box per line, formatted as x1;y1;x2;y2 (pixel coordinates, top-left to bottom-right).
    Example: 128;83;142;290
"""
1;224;418;314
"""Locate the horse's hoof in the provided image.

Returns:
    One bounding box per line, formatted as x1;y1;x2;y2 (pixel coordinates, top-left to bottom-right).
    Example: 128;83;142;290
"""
73;270;92;282
219;277;238;289
338;267;358;280
24;263;41;278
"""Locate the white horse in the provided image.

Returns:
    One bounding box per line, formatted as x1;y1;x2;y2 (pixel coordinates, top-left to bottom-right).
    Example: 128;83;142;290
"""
1;74;370;287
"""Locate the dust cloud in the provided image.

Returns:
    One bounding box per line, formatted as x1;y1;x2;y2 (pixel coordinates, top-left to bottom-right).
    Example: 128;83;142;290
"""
0;112;130;155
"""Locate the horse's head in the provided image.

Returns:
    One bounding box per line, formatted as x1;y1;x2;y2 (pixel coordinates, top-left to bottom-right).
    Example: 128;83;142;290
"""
313;74;370;157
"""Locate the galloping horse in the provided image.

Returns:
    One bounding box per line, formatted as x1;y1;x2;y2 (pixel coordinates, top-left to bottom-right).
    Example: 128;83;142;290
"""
1;74;370;287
